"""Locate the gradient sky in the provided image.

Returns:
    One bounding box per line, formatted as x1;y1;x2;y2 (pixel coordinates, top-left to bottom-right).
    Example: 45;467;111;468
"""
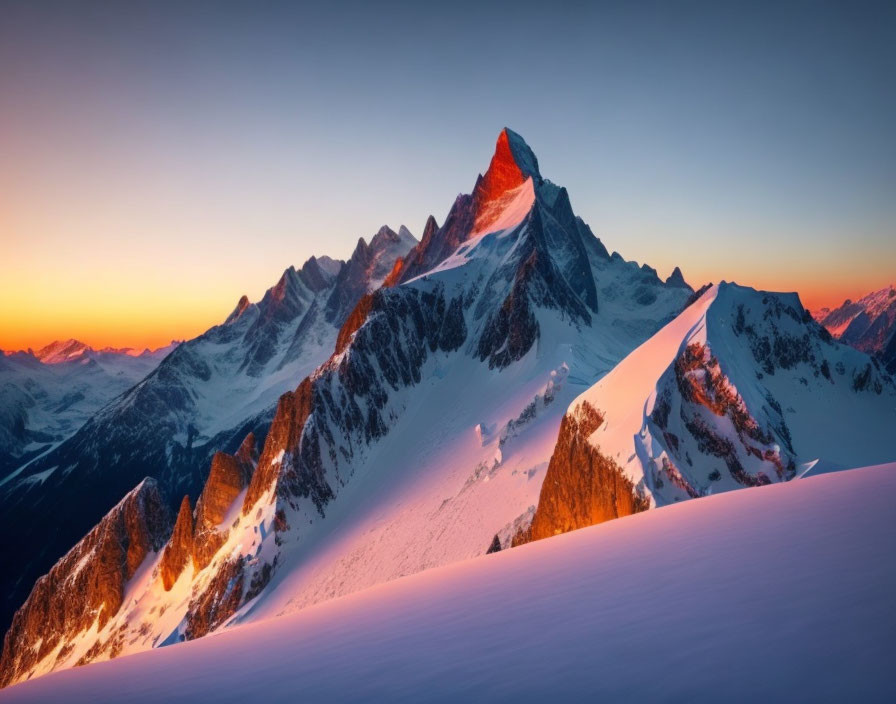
2;0;894;351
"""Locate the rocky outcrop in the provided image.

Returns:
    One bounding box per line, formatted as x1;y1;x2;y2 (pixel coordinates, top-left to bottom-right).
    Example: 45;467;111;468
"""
242;377;318;514
192;435;257;570
513;402;648;546
0;479;171;687
324;226;417;324
668;342;795;488
335;293;376;356
159;434;259;589
398;201;475;283
183;557;246;641
159;496;194;590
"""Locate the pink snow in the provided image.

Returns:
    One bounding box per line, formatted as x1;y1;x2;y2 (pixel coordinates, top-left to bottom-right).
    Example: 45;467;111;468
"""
3;462;893;702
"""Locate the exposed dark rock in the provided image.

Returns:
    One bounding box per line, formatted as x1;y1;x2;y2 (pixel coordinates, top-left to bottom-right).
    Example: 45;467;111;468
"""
183;557;245;641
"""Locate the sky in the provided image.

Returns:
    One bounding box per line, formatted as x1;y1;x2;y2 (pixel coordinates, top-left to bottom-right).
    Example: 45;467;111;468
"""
1;0;894;351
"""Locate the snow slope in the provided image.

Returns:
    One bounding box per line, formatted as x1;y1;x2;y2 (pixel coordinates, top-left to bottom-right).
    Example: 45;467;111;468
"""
2;463;893;703
575;282;896;506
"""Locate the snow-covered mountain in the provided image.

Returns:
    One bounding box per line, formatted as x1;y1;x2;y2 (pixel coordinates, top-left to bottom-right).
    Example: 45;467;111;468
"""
0;227;415;642
515;282;896;544
0;128;695;685
0;342;175;477
28;339;178;365
813;284;896;374
3;463;893;702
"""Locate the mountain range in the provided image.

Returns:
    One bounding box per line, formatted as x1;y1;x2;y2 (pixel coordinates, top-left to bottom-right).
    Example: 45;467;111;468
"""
0;342;176;479
814;284;896;374
0;224;416;640
1;129;893;691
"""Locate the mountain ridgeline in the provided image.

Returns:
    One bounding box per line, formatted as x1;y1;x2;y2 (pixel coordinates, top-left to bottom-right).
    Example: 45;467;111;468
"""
0;225;416;640
814;285;896;374
0;342;175;477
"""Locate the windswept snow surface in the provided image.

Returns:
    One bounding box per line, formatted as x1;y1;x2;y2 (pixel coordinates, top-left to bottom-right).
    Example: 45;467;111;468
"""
3;464;894;703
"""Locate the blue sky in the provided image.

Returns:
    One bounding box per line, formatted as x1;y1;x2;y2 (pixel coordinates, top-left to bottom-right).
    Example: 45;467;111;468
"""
2;0;894;348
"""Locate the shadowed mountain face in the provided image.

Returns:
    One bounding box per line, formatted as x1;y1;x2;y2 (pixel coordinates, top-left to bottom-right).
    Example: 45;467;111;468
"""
0;343;175;477
0;128;698;686
0;479;172;688
814;285;896;374
0;229;415;638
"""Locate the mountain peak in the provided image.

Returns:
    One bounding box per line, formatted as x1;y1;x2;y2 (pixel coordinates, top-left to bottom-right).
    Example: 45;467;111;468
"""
369;225;399;251
475;129;540;208
499;127;540;180
225;295;252;325
34;339;90;364
665;266;691;289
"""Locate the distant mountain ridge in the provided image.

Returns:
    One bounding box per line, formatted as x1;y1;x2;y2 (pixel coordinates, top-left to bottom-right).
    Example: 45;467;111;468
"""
813;284;896;374
0;343;177;481
9;339;180;364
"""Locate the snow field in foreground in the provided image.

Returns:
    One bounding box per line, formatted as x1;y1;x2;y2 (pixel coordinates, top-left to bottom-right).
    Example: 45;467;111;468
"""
3;462;894;703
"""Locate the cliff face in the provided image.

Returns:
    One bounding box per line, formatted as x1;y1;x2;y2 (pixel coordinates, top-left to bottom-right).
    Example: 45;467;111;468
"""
193;435;257;570
0;479;172;687
160;496;194;590
242;379;317;514
513;402;648;546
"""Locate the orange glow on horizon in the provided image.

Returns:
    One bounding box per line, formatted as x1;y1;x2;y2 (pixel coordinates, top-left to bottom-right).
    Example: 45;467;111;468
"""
2;267;890;354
